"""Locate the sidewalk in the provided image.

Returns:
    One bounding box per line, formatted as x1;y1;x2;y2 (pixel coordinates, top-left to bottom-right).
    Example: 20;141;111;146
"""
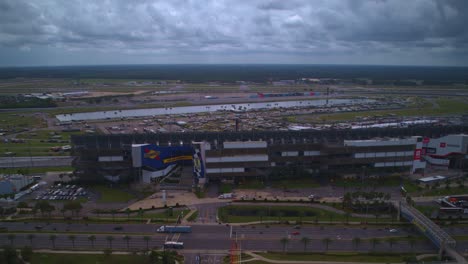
126;191;222;210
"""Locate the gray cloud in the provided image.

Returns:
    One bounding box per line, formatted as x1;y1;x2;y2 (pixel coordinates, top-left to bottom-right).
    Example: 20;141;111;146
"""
0;0;467;66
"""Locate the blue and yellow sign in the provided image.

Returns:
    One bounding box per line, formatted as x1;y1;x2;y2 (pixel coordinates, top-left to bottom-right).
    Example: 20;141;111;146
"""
141;145;194;169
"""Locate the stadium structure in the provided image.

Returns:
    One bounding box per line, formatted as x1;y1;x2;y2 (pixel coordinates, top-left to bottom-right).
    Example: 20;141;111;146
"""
71;125;468;187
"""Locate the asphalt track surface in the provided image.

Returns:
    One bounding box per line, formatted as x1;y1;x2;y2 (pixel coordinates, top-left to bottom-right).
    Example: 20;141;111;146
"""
0;156;73;168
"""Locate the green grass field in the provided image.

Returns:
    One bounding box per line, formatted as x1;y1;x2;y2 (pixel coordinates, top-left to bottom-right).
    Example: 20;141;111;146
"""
333;176;420;195
31;253;148;264
257;252;418;263
91;186;135;203
186;210;199;222
0;166;73;175
0;112;45;133
421;186;468;196
1;130;84;157
218;205;391;223
29;251;183;264
306;98;468;122
414;205;438;216
141;208;190;219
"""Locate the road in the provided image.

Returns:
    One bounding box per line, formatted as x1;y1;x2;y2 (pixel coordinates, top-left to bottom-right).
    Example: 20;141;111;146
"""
1;221;461;253
0;156;73;168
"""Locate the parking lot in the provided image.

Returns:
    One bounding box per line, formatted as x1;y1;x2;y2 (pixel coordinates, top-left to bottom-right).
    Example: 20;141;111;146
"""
35;183;88;201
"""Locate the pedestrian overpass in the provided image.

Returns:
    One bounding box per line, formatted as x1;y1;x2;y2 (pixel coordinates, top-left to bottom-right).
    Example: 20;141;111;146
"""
395;201;467;263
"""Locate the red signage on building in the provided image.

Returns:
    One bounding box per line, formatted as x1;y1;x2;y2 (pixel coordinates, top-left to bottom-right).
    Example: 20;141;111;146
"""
423;137;430;144
440;142;446;148
414;149;422;160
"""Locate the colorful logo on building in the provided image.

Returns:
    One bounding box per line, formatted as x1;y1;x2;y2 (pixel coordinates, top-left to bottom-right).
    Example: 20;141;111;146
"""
413;149;422;160
144;148;161;160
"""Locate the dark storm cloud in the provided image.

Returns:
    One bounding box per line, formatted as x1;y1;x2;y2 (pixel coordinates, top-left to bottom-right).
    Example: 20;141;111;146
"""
0;0;467;66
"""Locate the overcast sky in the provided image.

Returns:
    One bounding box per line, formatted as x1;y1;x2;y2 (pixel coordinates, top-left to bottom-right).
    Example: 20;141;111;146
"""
1;0;467;67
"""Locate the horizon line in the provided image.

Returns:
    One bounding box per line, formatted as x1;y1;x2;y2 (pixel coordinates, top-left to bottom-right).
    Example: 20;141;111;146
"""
1;63;468;69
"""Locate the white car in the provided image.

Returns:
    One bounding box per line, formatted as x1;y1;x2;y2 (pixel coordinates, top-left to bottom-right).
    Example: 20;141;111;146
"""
389;229;398;233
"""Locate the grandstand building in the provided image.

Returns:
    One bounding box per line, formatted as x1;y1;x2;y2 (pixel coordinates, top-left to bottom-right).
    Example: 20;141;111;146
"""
71;126;468;185
422;134;468;169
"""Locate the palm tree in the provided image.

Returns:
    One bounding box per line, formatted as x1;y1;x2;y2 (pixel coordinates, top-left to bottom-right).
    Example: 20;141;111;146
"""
280;237;289;252
60;208;66;219
143;236;151;250
27;234;35;247
258;210;265;223
68;234;76;248
165;208;172;223
371;238;380;251
387;237;397;252
322;237;332;252
7;234;15;246
111;210;116;222
350;237;360;250
106;236;114;249
300;237;311;252
409;237;416;252
123;235;131;250
49;234;57;249
125;208;131;220
344;212;351;224
88;235;96;249
138;208;144;220
374;212;380;224
32;208;37;219
298;211;305;224
277;212;284;223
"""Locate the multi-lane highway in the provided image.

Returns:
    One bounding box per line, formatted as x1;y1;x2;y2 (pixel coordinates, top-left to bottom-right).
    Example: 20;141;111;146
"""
1;221;457;253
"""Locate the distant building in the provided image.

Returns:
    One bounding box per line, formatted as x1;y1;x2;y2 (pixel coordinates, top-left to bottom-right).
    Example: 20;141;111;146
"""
0;174;33;195
272;80;295;86
62;91;89;97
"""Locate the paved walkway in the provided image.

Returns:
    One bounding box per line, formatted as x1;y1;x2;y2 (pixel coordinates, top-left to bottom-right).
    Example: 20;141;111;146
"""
126;191;222;210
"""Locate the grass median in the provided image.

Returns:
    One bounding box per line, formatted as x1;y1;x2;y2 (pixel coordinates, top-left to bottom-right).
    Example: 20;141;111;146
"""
30;253;148;264
257;252;419;263
90;185;135;203
218;205;392;224
29;251;183;264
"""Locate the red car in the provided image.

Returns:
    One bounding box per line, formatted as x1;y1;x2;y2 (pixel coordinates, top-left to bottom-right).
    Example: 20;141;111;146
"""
292;231;300;235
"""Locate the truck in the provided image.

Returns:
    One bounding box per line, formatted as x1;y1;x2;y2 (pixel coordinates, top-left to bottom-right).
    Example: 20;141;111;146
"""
218;193;234;199
156;225;192;233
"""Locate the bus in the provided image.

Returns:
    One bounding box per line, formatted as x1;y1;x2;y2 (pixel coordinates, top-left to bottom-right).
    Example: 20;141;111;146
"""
163;241;184;249
439;207;463;215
